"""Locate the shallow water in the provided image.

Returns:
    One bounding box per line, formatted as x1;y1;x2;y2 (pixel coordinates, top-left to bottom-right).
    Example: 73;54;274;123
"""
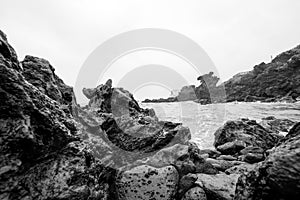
141;101;300;149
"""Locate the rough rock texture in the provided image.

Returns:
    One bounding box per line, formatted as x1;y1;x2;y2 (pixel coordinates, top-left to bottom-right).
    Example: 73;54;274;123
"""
144;144;190;167
283;122;300;142
178;173;198;198
0;31;113;199
225;45;300;102
22;55;78;117
116;165;179;200
214;119;282;154
0;30;20;71
144;45;300;104
196;173;239;200
195;72;226;104
181;187;207;200
259;116;296;134
177;85;197;101
234;122;300;200
2;29;299;200
83;79;141;116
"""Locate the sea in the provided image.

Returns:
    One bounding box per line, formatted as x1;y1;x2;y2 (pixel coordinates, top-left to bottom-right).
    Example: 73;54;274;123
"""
141;101;300;149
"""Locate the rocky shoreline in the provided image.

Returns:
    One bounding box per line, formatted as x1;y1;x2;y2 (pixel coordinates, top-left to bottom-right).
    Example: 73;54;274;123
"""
143;45;300;104
1;30;300;200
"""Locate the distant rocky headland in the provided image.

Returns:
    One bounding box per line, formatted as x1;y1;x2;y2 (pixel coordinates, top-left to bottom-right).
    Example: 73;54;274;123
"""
143;45;300;104
1;29;300;200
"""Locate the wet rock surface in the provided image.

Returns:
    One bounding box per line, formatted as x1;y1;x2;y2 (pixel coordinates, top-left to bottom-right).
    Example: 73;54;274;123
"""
214;118;282;153
259;116;296;134
234;122;300;200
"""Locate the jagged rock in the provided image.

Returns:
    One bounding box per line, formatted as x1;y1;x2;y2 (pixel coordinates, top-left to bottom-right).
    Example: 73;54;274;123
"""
22;55;78;117
175;150;218;176
225;45;300;102
282;122;300;142
234;123;300;200
177;85;197;101
239;146;265;164
196;173;239;200
216;141;247;155
181;187;207;200
195;72;226;104
214;119;282;154
83;80;141;116
0;29;20;71
143;45;300;104
0;30;114;199
100;116;190;154
116;165;179;200
259;116;296;134
178;173;198;198
1;142;113;200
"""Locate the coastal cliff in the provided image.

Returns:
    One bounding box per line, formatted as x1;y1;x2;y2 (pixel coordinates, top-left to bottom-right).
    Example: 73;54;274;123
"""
143;45;300;104
225;45;300;102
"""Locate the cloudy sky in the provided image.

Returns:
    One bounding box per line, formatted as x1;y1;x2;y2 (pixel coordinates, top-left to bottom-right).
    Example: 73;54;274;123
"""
1;0;300;103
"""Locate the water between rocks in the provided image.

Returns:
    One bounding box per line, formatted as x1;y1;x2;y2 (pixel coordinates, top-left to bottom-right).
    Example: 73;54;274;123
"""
141;101;300;149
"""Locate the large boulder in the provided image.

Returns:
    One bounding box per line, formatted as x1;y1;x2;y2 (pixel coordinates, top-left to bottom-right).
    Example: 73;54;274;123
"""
116;165;179;200
214;119;282;155
83;79;141;116
234;123;300;200
143;144;190;167
0;142;113;200
177;85;197;101
196;173;239;200
181;187;207;200
259;116;296;134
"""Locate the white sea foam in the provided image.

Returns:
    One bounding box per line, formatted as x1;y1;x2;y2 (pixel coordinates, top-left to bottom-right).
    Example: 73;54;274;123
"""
142;102;300;149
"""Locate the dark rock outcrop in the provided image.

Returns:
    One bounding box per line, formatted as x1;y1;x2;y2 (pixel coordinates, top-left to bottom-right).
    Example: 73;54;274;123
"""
214;119;282;154
0;31;111;199
143;45;300;104
22;55;78;117
2;29;299;200
259;116;296;134
177;85;197;101
225;45;300;102
195;72;226;104
234;122;300;200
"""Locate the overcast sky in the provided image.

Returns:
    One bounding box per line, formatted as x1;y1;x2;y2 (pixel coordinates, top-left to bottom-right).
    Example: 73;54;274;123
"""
1;0;300;102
